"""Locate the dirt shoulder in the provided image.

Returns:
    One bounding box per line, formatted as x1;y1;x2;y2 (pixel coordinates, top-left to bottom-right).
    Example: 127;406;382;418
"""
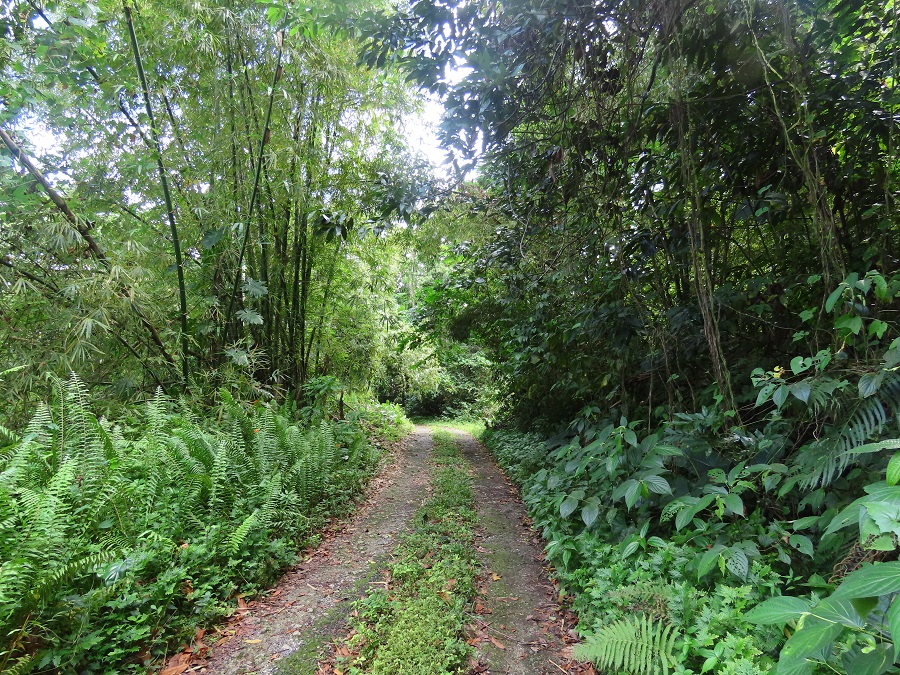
193;426;434;675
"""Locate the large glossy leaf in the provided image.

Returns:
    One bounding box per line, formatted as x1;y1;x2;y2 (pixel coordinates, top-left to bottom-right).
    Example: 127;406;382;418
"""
745;596;810;625
809;597;864;628
832;562;900;600
643;474;671;495
779;616;844;665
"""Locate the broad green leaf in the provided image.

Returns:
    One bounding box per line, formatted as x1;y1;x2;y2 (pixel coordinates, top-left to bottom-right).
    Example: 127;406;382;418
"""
698;544;726;579
832;562;900;600
621;539;640;558
826;484;900;535
848;441;900;455
825;285;846;313
791;356;809;374
755;383;776;407
791;381;812;403
773;385;789;408
200;227;225;249
726;547;748;581
773;655;812;675
809;597;864;628
843;644;893;675
793;516;820;530
674;503;695;531
859;372;885;398
789;534;814;557
643;474;672;495
745;596;810;625
623;479;641;509
581;497;600;527
559;494;580;519
863;502;900;538
835;314;863;335
780;616;844;664
888;595;900;656
869;319;889;339
722;493;744;516
850;596;879;619
888;454;900;487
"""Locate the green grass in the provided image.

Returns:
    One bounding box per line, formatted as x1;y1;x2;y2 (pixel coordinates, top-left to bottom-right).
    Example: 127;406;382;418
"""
334;430;480;675
415;418;486;439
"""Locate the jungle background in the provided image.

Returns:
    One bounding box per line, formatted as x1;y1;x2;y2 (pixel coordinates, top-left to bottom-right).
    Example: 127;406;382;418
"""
1;0;900;672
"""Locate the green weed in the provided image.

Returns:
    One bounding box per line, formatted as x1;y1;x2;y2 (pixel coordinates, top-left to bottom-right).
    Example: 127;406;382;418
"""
335;430;479;674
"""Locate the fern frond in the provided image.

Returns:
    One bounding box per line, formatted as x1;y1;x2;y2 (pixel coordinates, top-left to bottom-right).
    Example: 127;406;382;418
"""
796;374;900;489
146;387;170;432
228;511;258;554
0;423;20;445
575;615;678;675
29;550;118;609
1;652;39;675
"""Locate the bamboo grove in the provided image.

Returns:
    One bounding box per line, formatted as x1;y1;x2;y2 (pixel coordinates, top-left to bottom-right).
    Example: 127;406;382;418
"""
0;0;433;417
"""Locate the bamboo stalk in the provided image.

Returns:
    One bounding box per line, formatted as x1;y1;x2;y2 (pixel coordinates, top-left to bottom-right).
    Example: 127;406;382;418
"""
123;2;190;384
222;32;284;347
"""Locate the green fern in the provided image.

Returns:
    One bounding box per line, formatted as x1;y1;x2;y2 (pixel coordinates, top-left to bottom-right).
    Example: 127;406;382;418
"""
795;373;900;489
1;652;38;675
228;511;259;554
575;615;678;675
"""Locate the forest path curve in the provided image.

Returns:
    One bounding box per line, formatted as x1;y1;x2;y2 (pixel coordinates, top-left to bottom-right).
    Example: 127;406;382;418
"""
449;430;583;675
199;426;434;675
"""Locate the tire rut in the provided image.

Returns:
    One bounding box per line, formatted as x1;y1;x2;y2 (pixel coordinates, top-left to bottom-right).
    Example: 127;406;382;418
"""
200;426;434;675
451;430;576;675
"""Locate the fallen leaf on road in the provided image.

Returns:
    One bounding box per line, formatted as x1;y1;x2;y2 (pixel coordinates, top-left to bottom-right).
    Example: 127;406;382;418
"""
160;652;191;675
489;637;506;650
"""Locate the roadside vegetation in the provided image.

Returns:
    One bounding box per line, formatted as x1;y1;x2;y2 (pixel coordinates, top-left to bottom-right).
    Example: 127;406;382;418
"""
0;375;405;673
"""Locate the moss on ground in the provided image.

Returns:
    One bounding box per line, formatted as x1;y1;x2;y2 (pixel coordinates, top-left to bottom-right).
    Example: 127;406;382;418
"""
333;430;480;675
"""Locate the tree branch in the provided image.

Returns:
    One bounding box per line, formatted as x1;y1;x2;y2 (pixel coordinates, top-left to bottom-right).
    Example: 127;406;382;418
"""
0;127;108;263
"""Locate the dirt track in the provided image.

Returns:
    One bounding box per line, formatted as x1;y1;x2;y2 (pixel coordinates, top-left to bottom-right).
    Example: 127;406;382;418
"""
175;426;590;675
198;427;433;675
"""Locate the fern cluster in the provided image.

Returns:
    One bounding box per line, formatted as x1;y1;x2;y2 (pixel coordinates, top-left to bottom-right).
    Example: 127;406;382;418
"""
0;375;376;673
790;373;900;489
575;615;678;675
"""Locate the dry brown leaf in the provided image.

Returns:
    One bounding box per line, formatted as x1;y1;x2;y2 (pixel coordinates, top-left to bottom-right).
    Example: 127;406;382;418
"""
159;652;191;675
244;639;262;644
159;665;188;675
489;637;506;650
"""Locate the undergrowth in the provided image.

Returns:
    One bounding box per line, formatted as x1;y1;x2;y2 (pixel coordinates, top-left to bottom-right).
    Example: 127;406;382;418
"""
0;375;395;674
483;428;786;675
334;429;479;674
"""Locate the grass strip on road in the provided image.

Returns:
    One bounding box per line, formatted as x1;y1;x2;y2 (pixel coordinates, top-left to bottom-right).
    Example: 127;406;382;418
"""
333;430;479;675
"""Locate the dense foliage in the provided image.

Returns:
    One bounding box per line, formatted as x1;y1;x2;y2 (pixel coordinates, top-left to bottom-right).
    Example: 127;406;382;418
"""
357;0;900;672
4;0;900;671
0;375;397;673
0;0;434;418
